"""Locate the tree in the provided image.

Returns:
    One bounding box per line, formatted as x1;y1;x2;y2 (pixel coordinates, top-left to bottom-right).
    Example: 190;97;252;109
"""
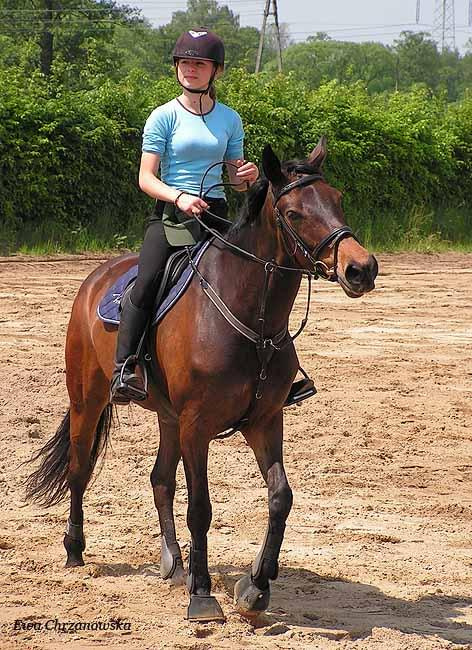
264;39;396;93
307;32;331;42
438;48;462;101
393;31;441;91
0;0;141;78
112;22;170;79
260;22;292;67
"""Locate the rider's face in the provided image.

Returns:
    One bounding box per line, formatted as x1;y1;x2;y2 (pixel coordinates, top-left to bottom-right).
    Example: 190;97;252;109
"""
177;59;217;90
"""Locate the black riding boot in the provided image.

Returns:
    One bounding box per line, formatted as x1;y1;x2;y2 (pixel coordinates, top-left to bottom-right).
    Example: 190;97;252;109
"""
110;290;150;405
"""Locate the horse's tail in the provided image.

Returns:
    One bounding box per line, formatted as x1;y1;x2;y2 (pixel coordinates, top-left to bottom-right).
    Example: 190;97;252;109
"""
24;405;114;507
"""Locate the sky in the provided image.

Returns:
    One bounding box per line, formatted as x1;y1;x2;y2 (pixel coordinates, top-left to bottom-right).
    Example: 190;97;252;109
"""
127;0;472;52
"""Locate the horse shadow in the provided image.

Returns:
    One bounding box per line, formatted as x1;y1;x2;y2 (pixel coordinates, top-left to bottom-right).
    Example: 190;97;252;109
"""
213;563;472;645
85;559;472;644
85;561;161;578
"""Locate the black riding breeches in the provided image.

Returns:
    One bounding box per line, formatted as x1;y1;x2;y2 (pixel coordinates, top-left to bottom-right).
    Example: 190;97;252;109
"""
130;199;229;310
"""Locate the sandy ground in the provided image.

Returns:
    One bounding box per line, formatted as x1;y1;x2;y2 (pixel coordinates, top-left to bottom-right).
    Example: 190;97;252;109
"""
0;252;472;650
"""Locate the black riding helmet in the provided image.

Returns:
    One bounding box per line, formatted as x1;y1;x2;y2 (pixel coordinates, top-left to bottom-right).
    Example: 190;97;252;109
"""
172;29;225;67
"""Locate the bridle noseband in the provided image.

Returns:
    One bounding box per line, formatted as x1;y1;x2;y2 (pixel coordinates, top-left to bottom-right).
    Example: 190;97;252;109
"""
273;173;357;281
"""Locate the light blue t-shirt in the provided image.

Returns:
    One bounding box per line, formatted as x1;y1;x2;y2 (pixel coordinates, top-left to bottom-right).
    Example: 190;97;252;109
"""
142;98;244;199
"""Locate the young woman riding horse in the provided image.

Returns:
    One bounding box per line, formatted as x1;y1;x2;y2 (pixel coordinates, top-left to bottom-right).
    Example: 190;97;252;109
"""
25;29;378;625
109;29;261;404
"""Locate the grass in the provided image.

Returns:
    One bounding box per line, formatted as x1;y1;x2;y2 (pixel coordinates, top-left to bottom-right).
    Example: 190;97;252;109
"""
349;205;472;253
0;215;144;256
1;207;471;256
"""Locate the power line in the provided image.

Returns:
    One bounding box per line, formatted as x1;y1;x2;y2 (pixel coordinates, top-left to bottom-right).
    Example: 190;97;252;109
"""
2;9;470;45
0;10;432;33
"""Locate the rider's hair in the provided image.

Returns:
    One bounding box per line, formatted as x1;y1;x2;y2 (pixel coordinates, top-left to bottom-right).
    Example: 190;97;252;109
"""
209;80;216;100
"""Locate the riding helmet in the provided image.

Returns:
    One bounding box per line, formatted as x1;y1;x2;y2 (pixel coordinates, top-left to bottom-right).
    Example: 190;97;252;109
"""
172;29;225;66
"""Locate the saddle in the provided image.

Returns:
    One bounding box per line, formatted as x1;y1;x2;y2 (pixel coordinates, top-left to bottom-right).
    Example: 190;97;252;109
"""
97;239;211;327
152;247;191;313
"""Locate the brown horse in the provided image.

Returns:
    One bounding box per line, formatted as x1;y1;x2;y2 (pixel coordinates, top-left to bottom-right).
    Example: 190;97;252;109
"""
25;138;378;622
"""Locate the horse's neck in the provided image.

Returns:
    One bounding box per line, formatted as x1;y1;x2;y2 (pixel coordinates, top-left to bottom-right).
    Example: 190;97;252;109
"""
206;210;302;335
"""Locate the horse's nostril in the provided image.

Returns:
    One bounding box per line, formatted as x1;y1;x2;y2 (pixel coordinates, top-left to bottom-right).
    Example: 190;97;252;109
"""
345;263;363;286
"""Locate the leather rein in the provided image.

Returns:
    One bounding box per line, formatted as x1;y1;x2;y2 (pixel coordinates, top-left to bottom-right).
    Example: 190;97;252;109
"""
193;162;356;281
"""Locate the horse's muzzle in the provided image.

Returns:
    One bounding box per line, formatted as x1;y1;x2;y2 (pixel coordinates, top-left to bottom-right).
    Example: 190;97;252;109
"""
341;254;378;297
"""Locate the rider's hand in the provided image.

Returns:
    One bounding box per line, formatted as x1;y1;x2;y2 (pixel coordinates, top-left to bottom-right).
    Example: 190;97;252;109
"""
175;193;209;217
235;160;260;187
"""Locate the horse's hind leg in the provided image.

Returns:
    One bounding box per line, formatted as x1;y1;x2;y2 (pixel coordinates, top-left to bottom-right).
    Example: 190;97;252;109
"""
64;370;111;567
234;411;293;617
150;406;186;585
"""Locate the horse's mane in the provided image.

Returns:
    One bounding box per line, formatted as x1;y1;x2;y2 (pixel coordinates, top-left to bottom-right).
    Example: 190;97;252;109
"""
228;157;320;236
228;177;269;235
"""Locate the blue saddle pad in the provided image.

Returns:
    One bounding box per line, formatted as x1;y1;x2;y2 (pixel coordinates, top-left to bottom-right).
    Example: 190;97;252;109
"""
97;239;211;326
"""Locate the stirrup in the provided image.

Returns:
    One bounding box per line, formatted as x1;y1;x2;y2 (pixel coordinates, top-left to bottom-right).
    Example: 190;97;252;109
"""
110;355;148;404
283;377;317;407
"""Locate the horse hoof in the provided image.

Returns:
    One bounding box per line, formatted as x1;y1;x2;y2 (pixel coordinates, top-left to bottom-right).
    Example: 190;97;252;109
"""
234;574;270;617
187;595;225;622
65;554;85;568
169;562;187;586
160;537;185;585
64;534;85;568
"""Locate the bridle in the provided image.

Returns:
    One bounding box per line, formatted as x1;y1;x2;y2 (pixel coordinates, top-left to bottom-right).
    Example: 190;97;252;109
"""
272;173;357;281
194;162;357;282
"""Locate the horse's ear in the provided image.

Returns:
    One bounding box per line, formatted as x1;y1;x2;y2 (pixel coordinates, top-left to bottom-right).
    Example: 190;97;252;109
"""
262;144;285;186
307;135;327;170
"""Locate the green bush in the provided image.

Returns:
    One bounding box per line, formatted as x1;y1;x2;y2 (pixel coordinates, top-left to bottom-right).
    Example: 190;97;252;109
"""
1;68;471;253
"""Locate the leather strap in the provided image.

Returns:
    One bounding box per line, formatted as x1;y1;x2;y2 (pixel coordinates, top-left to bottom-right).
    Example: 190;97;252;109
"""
188;253;287;347
273;173;324;203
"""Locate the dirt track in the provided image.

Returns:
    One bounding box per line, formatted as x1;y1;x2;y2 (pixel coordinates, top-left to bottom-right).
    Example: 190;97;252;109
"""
1;252;472;649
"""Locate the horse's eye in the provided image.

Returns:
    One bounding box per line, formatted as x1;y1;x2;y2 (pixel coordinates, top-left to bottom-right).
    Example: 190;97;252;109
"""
287;210;302;221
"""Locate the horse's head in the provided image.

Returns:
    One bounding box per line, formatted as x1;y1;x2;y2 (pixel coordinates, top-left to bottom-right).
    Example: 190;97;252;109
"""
262;138;378;298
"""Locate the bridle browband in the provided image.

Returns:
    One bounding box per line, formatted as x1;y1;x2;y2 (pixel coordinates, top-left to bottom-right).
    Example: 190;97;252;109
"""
273;172;323;202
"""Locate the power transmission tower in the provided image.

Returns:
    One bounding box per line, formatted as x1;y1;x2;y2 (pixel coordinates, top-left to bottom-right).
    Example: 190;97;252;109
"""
255;0;283;73
433;0;456;51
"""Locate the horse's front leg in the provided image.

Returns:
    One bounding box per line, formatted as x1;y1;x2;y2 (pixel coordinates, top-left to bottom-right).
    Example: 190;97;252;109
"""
235;410;292;618
180;422;225;622
151;408;186;586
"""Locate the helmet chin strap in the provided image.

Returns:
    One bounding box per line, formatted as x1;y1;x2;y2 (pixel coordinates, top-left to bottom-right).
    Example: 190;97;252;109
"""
175;63;217;123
